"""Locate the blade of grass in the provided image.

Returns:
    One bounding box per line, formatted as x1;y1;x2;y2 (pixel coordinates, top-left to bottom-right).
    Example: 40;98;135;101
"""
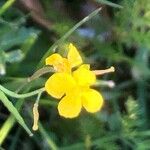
38;7;102;68
0;84;34;145
39;123;58;150
0;0;16;16
0;99;24;145
9;128;21;150
0;91;33;137
95;0;123;9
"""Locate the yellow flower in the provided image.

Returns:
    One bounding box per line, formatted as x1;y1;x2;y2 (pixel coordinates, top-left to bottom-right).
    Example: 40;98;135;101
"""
45;43;114;118
45;43;83;73
57;65;104;118
45;64;103;118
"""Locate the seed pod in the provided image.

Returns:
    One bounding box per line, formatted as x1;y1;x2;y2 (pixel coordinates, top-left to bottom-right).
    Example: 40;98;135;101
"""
32;103;39;131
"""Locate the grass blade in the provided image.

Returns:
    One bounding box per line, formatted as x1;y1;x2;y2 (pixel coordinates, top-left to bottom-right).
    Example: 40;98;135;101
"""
95;0;123;9
0;90;33;137
38;7;102;67
39;123;58;150
0;0;16;16
0;100;24;145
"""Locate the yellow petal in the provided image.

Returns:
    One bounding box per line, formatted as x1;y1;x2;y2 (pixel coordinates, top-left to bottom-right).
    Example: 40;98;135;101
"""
82;89;103;113
45;53;63;66
67;43;83;68
78;64;90;70
61;58;71;73
58;94;82;118
45;54;71;73
73;64;96;86
45;73;76;99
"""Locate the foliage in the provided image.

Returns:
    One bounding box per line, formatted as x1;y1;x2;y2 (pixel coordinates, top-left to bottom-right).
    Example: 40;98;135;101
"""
1;0;150;149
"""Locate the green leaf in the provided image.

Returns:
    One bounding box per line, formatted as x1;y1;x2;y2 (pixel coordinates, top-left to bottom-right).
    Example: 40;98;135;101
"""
0;27;39;51
0;0;16;16
5;50;24;63
0;90;33;136
0;99;24;145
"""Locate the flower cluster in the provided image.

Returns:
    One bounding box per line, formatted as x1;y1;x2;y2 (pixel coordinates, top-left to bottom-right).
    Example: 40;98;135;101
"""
45;43;114;118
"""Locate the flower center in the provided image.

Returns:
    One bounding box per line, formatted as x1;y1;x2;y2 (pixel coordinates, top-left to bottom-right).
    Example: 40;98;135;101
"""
54;59;71;73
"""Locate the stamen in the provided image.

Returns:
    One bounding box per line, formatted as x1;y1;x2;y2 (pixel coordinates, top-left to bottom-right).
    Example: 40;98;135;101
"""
32;103;39;131
93;66;115;75
95;80;115;88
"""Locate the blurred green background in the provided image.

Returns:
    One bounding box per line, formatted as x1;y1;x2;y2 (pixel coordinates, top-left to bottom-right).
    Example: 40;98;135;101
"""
1;0;150;149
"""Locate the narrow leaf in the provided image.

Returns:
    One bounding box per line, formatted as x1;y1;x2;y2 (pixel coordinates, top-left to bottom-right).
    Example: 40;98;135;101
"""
95;0;123;9
38;8;102;67
0;90;33;136
39;123;58;150
0;100;24;145
0;0;16;16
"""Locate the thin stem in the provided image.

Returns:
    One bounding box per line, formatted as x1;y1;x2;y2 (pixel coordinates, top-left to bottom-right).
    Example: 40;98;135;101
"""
0;84;45;99
27;66;54;82
36;92;43;104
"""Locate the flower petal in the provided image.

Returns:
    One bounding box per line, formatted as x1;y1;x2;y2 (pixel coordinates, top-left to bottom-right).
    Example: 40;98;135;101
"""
78;64;90;70
45;53;63;66
67;43;82;68
73;64;96;86
45;54;71;73
61;58;71;73
58;94;82;118
45;73;76;99
82;89;103;113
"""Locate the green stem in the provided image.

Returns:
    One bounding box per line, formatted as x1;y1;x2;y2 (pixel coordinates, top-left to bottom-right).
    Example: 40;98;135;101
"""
0;85;45;99
35;91;43;104
28;66;54;82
